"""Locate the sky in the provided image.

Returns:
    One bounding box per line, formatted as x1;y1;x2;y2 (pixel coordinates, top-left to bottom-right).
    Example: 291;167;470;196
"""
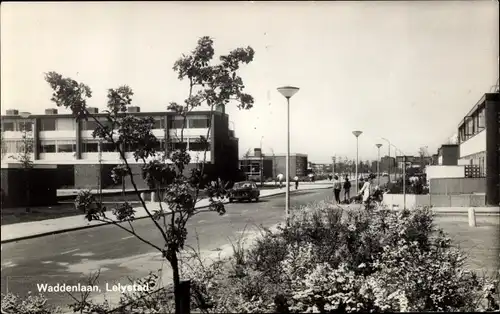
1;1;498;163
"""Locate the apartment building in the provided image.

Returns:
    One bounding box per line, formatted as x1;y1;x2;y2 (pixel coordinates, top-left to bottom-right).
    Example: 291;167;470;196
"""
457;92;499;205
1;106;239;189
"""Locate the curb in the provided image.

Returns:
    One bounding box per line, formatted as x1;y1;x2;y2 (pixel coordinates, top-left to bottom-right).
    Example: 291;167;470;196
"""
1;187;331;244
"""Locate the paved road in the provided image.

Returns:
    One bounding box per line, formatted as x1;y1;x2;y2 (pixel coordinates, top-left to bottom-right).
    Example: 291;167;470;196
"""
1;189;333;310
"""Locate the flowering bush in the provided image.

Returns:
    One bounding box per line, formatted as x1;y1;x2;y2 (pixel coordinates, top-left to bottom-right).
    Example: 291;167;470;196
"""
187;204;500;313
4;203;498;313
1;292;62;314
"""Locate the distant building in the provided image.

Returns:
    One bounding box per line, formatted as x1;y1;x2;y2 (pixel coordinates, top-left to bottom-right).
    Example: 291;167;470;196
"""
457;92;499;205
309;163;332;175
1;107;239;189
239;148;308;181
437;144;459;166
380;156;396;173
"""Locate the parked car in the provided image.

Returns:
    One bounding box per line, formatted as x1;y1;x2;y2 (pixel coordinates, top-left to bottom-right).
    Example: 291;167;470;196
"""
229;181;260;203
382;172;389;177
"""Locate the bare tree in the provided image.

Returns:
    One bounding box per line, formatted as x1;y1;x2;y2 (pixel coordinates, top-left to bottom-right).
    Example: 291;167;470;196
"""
44;36;255;314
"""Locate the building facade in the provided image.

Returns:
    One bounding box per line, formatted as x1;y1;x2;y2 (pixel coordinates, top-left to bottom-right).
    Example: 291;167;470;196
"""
1;106;239;189
437;144;459;166
239;148;308;181
457;92;499;205
380;156;396;173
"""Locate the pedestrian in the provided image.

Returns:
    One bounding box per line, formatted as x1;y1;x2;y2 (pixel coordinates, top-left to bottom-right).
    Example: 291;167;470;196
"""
358;173;376;208
294;175;299;190
333;175;341;204
343;176;351;203
328;173;333;181
277;173;284;189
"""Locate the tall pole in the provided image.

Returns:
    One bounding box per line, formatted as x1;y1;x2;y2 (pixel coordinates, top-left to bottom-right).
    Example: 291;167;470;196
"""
286;97;290;223
356;137;359;193
277;85;299;226
376;144;382;186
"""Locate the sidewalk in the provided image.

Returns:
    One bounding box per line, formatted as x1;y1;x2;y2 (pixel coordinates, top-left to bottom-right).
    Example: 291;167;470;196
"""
56;179;333;197
1;183;332;244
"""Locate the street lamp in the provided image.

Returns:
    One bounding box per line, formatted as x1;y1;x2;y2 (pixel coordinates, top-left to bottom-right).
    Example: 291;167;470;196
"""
375;144;382;186
352;130;363;194
277;85;299;225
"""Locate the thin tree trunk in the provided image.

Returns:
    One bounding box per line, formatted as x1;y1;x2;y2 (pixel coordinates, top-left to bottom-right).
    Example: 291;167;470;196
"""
170;250;183;314
25;169;31;213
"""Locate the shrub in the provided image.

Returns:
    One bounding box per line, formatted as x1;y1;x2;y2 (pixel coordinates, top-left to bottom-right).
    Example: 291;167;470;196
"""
200;203;500;313
1;292;62;314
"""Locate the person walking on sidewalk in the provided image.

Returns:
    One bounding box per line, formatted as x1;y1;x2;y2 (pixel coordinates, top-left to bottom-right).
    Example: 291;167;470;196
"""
343;176;351;203
358;173;375;208
333;175;342;204
277;173;284;189
294;175;299;190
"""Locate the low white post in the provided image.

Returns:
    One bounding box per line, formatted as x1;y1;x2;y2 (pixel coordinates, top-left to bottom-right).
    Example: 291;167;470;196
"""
140;192;146;202
468;207;476;227
151;192;156;203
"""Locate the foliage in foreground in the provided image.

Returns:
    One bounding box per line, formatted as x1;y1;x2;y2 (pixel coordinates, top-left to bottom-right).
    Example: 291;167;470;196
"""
184;204;500;313
2;204;499;313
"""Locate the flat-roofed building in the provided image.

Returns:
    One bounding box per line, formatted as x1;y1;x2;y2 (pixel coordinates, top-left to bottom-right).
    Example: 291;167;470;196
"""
1;106;239;189
457;92;499;205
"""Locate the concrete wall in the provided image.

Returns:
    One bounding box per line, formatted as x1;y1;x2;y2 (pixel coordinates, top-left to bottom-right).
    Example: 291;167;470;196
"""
383;193;486;208
426;165;464;181
460;129;486;158
429;177;486;195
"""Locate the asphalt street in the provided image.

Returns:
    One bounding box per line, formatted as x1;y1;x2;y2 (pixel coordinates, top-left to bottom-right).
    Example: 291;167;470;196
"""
1;188;333;310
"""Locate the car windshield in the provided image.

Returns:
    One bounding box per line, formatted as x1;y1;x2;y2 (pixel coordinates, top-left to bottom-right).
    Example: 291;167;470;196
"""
234;182;252;189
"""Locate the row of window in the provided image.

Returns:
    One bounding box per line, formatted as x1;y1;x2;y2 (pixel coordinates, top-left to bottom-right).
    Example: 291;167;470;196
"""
2;117;211;132
458;107;486;143
4;139;210;154
1;121;33;132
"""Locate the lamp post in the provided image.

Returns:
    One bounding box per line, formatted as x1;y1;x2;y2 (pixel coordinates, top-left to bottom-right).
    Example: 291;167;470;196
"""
352;130;363;194
375;144;382;186
277;85;299;225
